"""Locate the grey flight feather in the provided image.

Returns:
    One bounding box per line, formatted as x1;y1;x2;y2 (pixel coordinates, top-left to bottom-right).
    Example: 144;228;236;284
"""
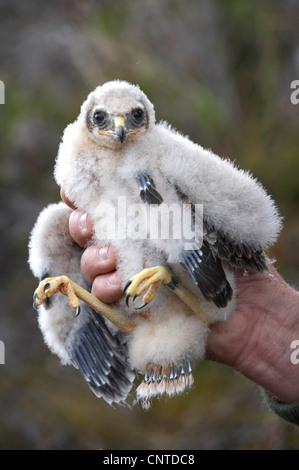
65;304;135;406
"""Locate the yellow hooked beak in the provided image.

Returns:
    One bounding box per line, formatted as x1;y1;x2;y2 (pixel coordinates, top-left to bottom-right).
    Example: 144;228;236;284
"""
114;115;126;143
98;114;141;142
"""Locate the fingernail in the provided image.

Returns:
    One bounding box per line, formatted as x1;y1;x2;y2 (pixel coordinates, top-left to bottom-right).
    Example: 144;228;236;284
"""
79;212;87;231
99;246;108;260
108;273;117;286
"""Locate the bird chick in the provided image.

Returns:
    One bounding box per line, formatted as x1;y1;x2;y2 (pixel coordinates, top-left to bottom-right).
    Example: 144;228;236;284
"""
29;80;282;408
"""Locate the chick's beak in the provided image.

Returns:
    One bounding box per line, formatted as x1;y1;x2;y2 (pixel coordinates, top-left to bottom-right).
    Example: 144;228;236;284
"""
114;115;126;143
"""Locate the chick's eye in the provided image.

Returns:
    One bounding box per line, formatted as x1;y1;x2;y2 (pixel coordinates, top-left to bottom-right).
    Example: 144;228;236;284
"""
93;111;106;126
132;108;144;124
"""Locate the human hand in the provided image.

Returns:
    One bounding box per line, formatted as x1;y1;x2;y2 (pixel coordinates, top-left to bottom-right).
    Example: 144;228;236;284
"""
61;188;123;304
61;188;299;404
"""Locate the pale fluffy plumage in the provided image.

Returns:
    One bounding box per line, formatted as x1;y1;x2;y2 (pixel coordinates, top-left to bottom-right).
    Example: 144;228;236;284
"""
29;80;281;407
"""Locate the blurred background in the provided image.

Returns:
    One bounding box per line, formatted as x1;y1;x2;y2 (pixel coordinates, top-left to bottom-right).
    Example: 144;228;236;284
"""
0;0;298;450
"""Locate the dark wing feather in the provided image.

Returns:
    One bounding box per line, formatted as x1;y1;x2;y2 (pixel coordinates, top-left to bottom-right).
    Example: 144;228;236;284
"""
172;185;267;307
180;243;233;308
204;221;267;272
180;221;267;307
65;304;135;406
136;172;163;205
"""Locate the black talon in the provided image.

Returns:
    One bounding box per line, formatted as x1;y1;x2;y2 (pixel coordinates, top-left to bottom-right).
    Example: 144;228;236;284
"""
123;279;132;293
133;301;148;310
126;293;131;308
44;297;52;310
43;282;50;295
167;276;179;291
74;305;81;317
133;294;138;301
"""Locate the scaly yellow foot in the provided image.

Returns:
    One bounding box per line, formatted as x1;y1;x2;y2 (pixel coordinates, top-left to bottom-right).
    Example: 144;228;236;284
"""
125;266;172;308
33;276;80;314
33;275;135;334
124;266;216;324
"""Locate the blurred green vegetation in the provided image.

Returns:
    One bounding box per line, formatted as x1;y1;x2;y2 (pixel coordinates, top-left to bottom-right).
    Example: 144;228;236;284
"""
0;0;298;449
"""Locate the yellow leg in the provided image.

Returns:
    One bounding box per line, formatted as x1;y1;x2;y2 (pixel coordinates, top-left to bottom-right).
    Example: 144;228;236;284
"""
33;275;135;334
171;282;217;325
125;266;216;325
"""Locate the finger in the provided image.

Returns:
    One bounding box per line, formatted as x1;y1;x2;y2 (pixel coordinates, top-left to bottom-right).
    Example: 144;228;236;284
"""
60;188;76;210
81;245;118;285
91;271;123;304
69;210;94;247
